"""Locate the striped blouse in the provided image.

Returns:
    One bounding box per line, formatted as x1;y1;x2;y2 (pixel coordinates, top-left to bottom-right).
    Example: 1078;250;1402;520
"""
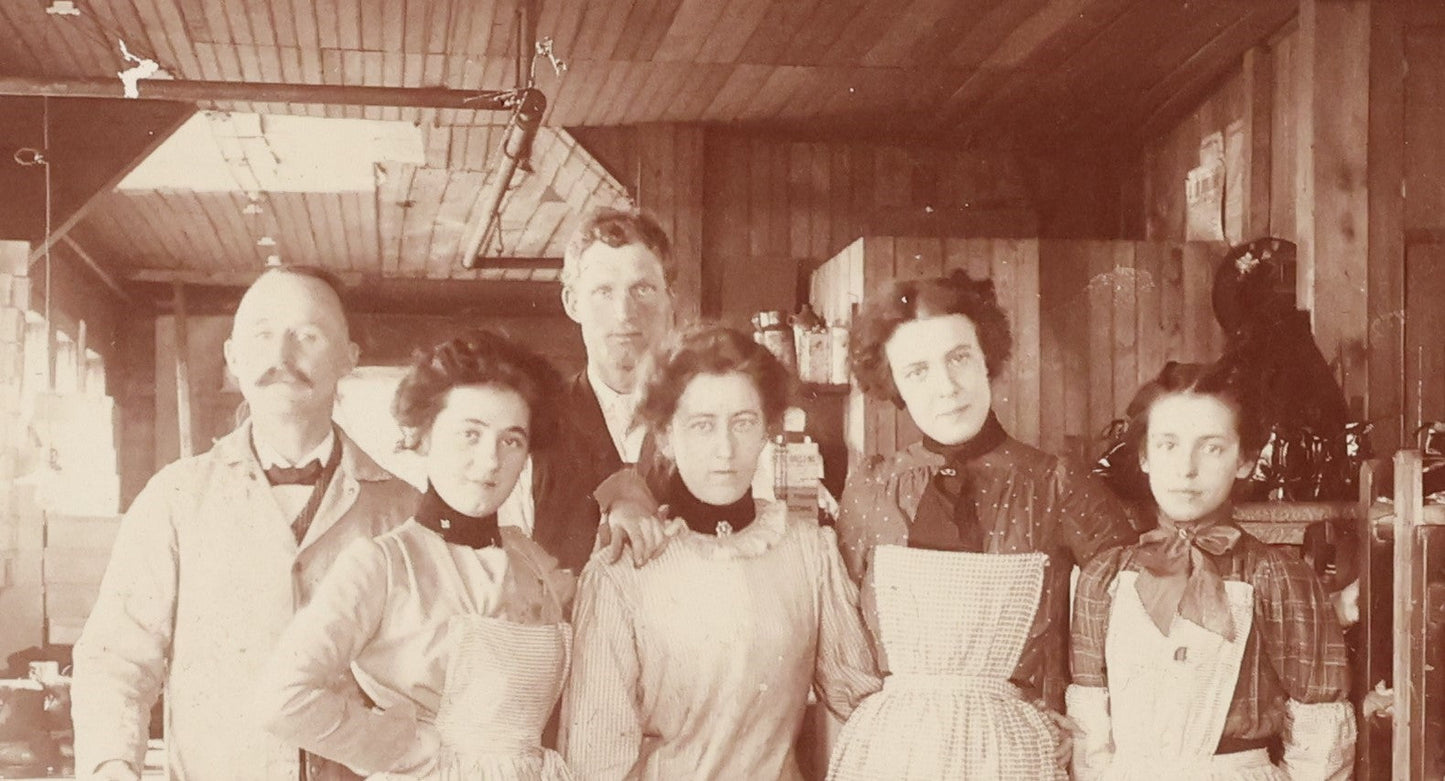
561;500;881;780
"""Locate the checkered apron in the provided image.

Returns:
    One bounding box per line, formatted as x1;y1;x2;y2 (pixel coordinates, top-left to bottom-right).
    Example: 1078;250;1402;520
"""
827;546;1063;780
1102;572;1284;780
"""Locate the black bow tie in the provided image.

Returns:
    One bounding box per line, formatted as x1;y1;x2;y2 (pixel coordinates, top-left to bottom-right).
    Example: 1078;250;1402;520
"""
264;460;325;486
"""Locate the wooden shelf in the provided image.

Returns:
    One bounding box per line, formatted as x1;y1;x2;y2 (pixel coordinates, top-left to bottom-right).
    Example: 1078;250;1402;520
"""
1367;500;1445;527
1232;501;1357;545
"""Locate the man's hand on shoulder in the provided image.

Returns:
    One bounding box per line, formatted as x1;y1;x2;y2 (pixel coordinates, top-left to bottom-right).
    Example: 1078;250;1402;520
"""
596;500;684;567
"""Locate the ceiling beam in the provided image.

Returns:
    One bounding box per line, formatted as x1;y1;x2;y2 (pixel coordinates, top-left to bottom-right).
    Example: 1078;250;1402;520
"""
58;235;139;305
0;77;535;110
123;272;565;317
25;101;195;266
931;0;1116;131
1115;6;1296;144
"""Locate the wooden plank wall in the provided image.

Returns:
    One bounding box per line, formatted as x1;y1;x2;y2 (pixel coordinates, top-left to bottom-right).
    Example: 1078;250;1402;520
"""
1139;24;1298;244
574;126;1040;324
813;238;1223;466
635;124;705;324
703;132;1037;323
1040;241;1225;463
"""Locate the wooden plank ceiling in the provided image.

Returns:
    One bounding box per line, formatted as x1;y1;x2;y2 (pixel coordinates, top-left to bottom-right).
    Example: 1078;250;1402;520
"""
0;0;1297;282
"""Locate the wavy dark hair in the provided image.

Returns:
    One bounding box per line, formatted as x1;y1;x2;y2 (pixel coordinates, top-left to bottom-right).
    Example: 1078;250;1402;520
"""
392;329;563;451
849;269;1012;406
561;206;677;290
637;324;793;435
1127;359;1266;457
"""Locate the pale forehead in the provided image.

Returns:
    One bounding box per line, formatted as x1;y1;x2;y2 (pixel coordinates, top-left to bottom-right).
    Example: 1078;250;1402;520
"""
675;372;762;417
575;241;666;284
885;314;981;363
435;384;531;430
233;272;348;331
1147;393;1239;438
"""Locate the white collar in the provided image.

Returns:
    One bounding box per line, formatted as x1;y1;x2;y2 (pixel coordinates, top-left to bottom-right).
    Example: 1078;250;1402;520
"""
253;428;336;470
587;362;640;413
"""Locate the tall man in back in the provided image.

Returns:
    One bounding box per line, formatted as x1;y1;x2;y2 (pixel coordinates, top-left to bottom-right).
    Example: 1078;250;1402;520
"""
515;207;677;571
72;267;416;780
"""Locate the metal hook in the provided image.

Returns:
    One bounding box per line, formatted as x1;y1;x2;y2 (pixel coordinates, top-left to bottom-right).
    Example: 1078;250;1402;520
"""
13;147;47;166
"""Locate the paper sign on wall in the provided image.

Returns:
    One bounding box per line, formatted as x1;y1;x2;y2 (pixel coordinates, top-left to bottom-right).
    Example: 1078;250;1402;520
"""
1186;131;1225;242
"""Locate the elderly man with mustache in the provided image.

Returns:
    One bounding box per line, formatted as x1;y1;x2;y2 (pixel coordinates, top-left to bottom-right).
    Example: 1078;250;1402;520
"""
72;266;417;781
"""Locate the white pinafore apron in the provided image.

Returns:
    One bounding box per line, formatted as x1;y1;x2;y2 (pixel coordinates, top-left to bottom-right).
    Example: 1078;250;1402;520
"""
1101;571;1285;781
828;546;1063;780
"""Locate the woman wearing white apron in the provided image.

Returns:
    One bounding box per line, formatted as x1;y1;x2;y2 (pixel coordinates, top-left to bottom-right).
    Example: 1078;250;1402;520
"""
257;330;576;779
828;272;1138;779
1069;361;1356;780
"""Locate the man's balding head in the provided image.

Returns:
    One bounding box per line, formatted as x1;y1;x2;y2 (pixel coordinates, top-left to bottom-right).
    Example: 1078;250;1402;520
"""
224;267;358;422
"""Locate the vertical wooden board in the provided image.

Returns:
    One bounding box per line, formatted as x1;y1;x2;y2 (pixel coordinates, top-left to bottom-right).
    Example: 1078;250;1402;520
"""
673;126;706;325
809;251;832;323
1181;242;1222;360
1367;3;1406;451
1404;243;1445;431
940;237;969;276
1302;1;1370;406
873;146;910;212
1159;242;1187;365
853;145;880;251
829;144;856;253
703;135;749;319
966;238;992;282
988;240;1018;436
1269;27;1298;242
1110;242;1138;420
746;137;772;267
1052;243;1092;460
862;237;897;458
1086;242;1116;449
1133;242;1166;390
893;236;943;281
1011;239;1041;447
788;143;813;261
846;237;864;316
806;143;831;261
769;140;794;309
1037;240;1072;456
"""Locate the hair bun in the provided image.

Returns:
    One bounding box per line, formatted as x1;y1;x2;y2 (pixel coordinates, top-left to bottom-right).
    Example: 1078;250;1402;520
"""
943;269;996;303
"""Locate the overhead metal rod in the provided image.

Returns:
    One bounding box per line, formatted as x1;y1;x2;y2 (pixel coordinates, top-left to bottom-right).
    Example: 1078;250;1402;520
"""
0;76;536;110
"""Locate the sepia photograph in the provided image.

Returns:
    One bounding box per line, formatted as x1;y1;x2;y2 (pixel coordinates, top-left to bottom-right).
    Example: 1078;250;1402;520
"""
0;0;1437;778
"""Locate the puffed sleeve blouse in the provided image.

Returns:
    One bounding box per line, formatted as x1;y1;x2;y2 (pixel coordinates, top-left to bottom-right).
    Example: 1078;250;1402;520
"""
837;436;1138;709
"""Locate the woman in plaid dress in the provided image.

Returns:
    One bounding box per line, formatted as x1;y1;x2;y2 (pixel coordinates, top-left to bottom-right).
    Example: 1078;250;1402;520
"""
828;271;1137;780
1068;361;1356;780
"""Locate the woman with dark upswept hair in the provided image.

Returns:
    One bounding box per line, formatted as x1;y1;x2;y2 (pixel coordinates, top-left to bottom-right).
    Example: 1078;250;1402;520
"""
1069;360;1354;779
257;330;576;780
561;324;879;780
827;270;1137;780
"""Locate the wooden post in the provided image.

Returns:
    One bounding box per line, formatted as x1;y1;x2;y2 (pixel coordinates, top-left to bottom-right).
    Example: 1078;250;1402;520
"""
1357;458;1392;780
1239;46;1273;239
1391;449;1424;780
172;282;193;459
1295;0;1371;410
1367;0;1407;453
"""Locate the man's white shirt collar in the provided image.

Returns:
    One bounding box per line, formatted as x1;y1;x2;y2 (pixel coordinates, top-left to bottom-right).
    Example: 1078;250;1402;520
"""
253;428;336;470
587;362;644;463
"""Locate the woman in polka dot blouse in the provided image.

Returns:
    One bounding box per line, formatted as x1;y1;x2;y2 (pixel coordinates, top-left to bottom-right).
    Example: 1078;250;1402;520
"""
827;270;1138;780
